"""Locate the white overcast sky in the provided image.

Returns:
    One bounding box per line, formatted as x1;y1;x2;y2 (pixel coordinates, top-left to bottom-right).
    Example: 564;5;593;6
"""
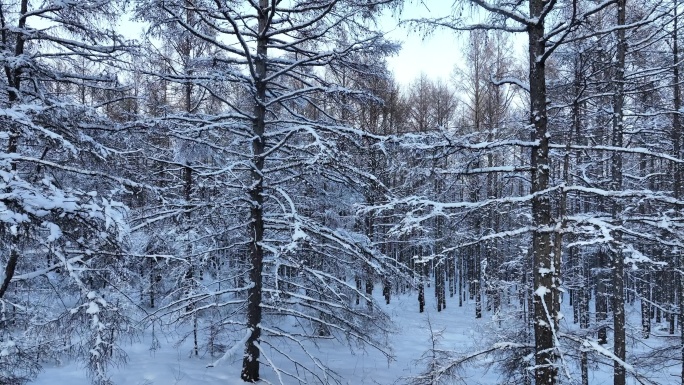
383;1;464;85
119;1;526;87
384;1;529;86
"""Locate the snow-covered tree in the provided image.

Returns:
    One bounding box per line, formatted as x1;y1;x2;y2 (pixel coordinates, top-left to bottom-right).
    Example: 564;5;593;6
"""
132;0;406;382
0;1;136;383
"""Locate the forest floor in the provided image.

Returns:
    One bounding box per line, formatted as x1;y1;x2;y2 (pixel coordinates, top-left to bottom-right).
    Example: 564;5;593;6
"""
33;288;679;385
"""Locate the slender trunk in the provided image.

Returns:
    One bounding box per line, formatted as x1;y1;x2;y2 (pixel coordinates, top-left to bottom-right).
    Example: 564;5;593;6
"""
597;250;609;345
193;313;199;357
365;202;374;308
475;244;482;318
656;277;662;323
418;277;425;313
641;270;651;338
366;268;374;309
449;256;455;298
5;0;28;103
0;248;18;300
638;155;651;338
436;264;442;312
149;264;156;308
581;350;589;385
383;278;390;305
528;1;556;383
241;1;268;381
180;14;198;355
487;147;502;316
671;274;677;335
469;169;483;318
611;1;627;384
355;275;362;305
554;100;572;324
580;256;590;329
458;255;463;307
673;2;684;382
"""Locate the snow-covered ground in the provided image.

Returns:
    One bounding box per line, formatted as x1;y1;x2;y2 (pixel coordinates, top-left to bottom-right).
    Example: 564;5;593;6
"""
32;288;497;385
32;289;679;385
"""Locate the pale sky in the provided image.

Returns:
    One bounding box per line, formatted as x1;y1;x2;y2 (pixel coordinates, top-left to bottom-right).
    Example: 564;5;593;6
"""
384;1;529;86
383;1;464;85
121;1;523;87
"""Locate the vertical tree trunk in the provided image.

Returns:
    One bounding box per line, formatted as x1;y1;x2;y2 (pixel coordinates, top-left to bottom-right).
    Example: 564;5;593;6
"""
641;270;651;338
149;260;156;308
418;274;425;313
449;257;455;298
611;1;627;384
365;193;375;308
528;1;557;383
356;275;362;305
553;97;572;324
673;2;684;382
469;170;483;318
436;264;442;312
180;10;199;354
475;244;482;319
656;278;662;323
638;154;652;338
458;255;463;307
581;350;589;385
241;1;268;381
383;278;391;305
597;249;609;345
671;274;677;335
487;148;502;316
366;267;374;309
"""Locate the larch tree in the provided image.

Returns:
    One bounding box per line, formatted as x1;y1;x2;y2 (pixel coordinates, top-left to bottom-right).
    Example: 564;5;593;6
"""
397;1;638;384
404;0;565;381
0;0;136;383
133;0;405;383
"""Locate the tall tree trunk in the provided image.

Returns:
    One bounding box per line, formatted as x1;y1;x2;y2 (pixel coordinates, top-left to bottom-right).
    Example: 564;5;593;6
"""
241;1;268;381
418;270;425;313
597;252;609;346
487;148;502;316
611;1;627;384
672;2;684;382
458;254;463;307
365;188;375;309
638;154;652;338
641;269;651;338
356;275;362;305
581;350;589;385
529;0;557;383
180;14;198;355
475;244;482;318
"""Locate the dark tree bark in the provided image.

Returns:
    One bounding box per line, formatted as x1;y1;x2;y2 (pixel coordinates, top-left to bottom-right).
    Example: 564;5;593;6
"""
528;0;557;383
356;275;362;305
597;249;609;345
611;1;627;384
418;280;425;313
672;1;684;382
640;269;651;339
459;255;464;307
383;279;391;305
475;245;482;319
241;0;268;381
